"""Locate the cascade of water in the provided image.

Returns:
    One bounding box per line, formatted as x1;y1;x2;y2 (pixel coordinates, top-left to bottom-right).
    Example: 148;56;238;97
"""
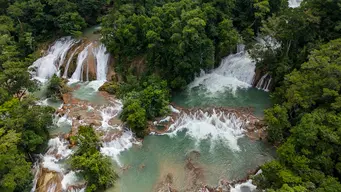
256;73;272;92
288;0;303;8
63;46;81;78
264;78;272;91
30;163;40;192
92;44;110;80
42;137;72;172
256;74;267;90
47;183;57;192
71;44;91;81
189;47;255;94
99;104;123;129
61;171;79;191
165;110;246;151
100;130;138;166
30;37;76;81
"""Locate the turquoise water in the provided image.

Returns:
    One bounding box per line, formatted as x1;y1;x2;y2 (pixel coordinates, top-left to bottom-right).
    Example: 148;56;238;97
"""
31;28;274;191
109;85;273;191
69;81;108;105
172;87;270;116
36;79;273;192
110;131;274;192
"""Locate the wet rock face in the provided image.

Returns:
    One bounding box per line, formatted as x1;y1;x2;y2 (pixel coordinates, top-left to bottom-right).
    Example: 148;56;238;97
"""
57;85;122;136
36;168;63;192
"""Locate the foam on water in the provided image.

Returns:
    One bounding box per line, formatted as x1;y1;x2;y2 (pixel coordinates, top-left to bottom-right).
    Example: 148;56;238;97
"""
230;179;257;192
99;104;123;129
56;114;72;127
42;156;64;172
61;171;78;190
101;130;139;166
166;110;246;151
189;49;255;95
30;37;75;81
47;137;73;158
42;137;73;172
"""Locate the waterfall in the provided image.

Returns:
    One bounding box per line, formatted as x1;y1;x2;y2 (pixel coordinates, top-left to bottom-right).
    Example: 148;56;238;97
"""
189;45;255;94
165;110;246;151
93;44;110;81
288;0;303;8
30;37;111;83
63;46;81;78
71;44;91;81
30;37;75;81
256;73;272;92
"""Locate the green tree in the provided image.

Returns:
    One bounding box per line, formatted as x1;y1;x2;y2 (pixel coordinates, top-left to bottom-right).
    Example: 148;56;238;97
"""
0;129;32;192
257;39;341;191
120;94;147;137
46;74;69;100
118;75;169;137
57;12;86;37
101;0;240;89
71;126;118;192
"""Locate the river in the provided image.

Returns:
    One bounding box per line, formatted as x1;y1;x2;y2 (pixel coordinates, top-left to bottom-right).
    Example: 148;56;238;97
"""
29;27;277;191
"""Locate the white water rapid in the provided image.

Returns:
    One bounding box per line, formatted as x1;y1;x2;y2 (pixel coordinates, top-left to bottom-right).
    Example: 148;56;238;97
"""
166;110;246;151
30;37;76;82
189;46;255;94
100;130;139;166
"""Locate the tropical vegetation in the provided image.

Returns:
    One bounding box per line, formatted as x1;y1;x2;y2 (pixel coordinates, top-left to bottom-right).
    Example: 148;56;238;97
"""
70;126;118;192
1;0;341;191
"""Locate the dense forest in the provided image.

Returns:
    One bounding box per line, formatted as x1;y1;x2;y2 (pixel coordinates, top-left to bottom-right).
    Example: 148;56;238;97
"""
1;0;341;191
0;1;114;191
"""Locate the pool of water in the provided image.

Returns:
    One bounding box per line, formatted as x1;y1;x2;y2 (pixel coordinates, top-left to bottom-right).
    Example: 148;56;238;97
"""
108;131;274;192
172;87;270;116
69;80;108;105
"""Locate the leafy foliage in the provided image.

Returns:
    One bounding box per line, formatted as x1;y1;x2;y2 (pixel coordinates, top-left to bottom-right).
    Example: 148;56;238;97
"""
46;74;69;100
253;0;341;88
71;126;118;192
0;129;32;192
101;0;241;89
119;75;169;137
255;39;341;191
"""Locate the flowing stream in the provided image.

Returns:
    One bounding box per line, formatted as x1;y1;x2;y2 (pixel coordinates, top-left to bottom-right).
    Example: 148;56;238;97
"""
30;31;275;192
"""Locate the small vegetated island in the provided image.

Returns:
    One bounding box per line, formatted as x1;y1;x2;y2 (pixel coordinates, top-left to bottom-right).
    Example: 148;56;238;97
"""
0;0;341;192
